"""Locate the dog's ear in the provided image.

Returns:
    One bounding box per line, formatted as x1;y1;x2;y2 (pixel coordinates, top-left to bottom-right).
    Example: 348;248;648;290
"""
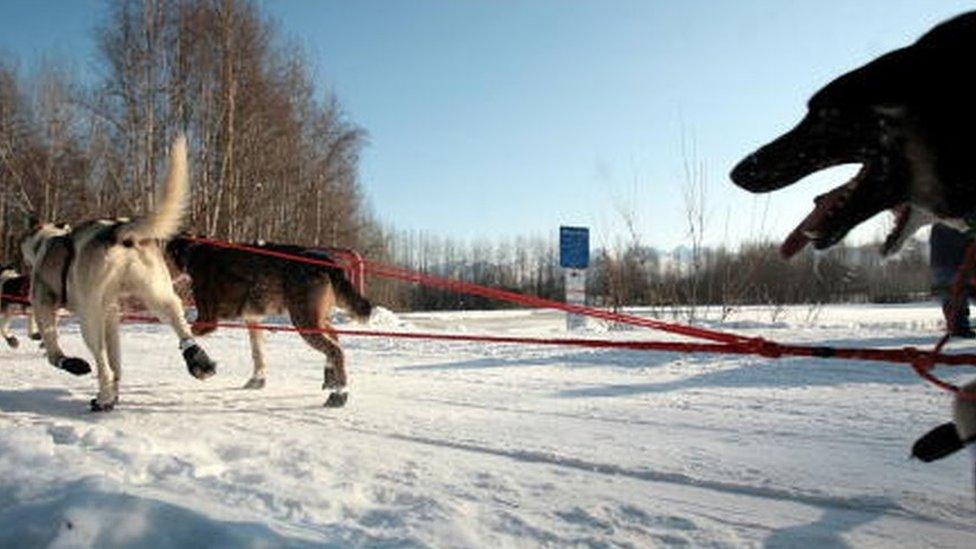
26;212;40;230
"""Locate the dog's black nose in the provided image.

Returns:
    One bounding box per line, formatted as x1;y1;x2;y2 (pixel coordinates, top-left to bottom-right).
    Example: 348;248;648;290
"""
731;152;793;193
730;155;765;190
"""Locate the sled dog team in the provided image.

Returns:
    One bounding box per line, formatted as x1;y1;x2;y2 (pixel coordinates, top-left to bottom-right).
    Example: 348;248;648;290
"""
2;11;975;472
5;136;371;411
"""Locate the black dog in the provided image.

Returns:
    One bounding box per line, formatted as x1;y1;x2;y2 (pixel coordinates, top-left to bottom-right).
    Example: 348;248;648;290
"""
731;12;976;467
731;11;976;259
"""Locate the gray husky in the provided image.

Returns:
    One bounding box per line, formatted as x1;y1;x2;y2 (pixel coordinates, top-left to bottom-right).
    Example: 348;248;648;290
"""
21;136;217;412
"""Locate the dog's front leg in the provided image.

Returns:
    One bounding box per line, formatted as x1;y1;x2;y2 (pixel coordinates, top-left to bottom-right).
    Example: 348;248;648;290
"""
142;284;217;380
190;292;218;337
27;309;41;340
32;287;90;376
242;321;268;389
0;309;17;348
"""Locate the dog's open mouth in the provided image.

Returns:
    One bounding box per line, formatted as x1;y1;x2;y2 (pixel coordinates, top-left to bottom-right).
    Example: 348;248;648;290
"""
776;165;910;259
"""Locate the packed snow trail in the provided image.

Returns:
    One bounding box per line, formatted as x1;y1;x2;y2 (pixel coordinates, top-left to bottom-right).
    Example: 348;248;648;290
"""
1;304;974;547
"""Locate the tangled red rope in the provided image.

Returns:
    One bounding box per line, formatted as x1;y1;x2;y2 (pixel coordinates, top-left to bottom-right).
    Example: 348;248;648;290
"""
920;240;976;399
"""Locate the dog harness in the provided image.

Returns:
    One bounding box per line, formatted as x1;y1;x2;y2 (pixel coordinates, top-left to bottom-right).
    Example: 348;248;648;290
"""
51;235;75;307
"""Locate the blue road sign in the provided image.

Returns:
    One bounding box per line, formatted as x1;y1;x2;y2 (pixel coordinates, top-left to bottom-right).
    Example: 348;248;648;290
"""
560;226;589;269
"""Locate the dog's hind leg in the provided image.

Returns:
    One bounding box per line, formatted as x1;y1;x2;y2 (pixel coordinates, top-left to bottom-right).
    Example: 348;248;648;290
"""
0;308;18;348
80;303;116;412
104;305;122;396
33;286;90;376
289;298;347;407
140;282;217;380
243;318;267;389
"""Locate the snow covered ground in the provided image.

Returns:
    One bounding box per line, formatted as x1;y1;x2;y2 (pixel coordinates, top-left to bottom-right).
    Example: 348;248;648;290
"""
1;303;975;547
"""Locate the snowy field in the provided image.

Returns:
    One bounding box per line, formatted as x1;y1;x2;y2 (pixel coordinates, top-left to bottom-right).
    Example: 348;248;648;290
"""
1;303;975;547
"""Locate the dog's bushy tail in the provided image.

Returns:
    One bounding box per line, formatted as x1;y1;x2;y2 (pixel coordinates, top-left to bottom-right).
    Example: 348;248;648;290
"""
329;271;372;322
123;135;189;242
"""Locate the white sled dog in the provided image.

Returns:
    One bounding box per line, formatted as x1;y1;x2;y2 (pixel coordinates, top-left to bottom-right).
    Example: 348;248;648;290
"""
22;136;217;411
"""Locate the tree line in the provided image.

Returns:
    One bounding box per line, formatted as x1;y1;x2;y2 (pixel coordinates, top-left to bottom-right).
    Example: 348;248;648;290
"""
0;0;378;262
379;229;932;313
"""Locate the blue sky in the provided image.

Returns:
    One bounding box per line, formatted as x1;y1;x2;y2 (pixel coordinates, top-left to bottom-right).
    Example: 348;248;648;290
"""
2;0;974;250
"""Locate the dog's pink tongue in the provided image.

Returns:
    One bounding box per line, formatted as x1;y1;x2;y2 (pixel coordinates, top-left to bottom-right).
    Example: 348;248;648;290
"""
780;224;813;259
779;186;848;259
881;204;911;256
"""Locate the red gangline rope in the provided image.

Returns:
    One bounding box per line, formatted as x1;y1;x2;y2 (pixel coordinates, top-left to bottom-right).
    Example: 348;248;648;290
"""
4;234;975;397
918;240;976;398
183;236;751;346
7;294;976;372
180;237;976;377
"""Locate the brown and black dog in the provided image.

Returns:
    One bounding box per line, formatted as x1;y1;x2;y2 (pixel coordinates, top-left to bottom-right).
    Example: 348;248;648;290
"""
166;237;372;407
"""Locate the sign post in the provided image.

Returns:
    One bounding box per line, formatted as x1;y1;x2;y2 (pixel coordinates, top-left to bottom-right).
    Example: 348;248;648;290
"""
559;226;589;331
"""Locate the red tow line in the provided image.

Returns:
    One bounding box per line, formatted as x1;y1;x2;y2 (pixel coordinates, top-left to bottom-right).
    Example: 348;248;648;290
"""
4;235;974;398
180;236;976;398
